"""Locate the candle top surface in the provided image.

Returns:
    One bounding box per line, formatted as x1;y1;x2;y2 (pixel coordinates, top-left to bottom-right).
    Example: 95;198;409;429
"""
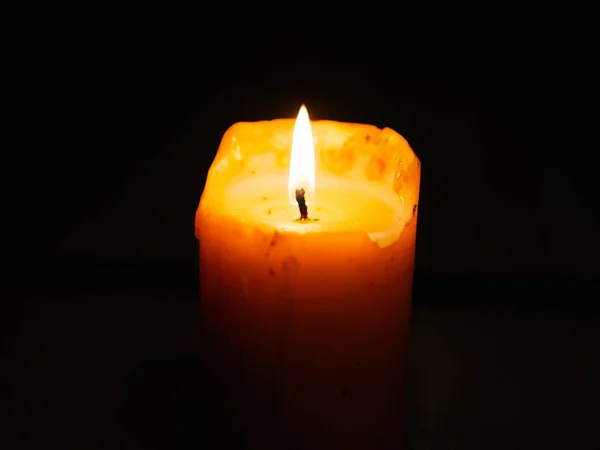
197;118;420;247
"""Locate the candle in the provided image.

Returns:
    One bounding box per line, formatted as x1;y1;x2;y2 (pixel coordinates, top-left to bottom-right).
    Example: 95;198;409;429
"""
195;106;420;449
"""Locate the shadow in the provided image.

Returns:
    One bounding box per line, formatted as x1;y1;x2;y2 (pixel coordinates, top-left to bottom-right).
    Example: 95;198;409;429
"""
413;272;600;314
117;357;210;450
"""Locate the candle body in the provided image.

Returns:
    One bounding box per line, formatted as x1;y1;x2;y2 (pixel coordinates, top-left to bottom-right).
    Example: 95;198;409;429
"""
196;119;420;449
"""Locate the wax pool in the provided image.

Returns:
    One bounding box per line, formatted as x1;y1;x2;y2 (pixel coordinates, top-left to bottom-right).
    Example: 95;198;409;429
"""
195;117;420;450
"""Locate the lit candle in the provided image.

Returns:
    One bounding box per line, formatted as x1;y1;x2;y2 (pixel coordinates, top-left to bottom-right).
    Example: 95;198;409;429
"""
195;105;420;449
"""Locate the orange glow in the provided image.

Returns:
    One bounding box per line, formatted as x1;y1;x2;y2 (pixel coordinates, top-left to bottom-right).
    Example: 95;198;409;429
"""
288;105;316;205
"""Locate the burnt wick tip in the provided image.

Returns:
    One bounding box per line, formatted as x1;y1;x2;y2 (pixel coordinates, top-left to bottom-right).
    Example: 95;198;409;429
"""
295;188;308;220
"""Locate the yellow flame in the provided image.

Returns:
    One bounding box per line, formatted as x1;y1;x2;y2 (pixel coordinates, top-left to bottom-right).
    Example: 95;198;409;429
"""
288;105;315;205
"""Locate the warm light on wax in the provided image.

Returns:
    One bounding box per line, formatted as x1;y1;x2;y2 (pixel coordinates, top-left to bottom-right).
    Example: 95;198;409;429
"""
195;105;421;449
288;105;315;206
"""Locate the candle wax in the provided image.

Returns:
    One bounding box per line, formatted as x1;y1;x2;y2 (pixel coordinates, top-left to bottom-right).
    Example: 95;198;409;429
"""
196;117;420;450
224;172;405;241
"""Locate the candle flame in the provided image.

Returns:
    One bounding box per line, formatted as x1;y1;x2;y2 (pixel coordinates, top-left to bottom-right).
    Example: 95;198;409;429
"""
288;105;315;205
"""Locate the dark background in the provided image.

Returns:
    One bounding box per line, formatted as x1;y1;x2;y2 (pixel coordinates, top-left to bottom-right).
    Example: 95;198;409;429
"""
3;4;599;449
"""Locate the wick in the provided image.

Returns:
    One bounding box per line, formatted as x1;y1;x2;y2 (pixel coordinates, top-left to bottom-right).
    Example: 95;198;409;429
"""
295;188;308;220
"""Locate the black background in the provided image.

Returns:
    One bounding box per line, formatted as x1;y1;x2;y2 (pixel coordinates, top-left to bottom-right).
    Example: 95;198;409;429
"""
3;4;599;449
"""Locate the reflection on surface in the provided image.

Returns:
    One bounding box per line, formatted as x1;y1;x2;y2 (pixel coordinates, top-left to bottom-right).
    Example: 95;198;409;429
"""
4;288;599;449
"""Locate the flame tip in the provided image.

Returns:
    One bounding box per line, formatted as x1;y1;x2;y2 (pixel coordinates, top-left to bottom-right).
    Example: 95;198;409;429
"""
297;104;310;121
